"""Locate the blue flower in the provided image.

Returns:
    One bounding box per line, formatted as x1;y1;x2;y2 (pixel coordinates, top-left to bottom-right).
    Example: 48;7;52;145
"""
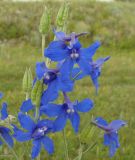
40;93;94;133
72;56;110;92
45;31;100;76
36;62;74;105
0;102;13;147
92;117;126;157
13;113;55;159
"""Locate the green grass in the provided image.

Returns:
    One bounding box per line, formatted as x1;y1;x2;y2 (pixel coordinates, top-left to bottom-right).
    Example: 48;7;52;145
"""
0;0;135;160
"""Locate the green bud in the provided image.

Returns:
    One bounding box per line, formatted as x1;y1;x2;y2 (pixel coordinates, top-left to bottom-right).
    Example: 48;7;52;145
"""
56;1;69;29
22;68;33;94
27;68;33;92
31;80;43;107
39;6;51;35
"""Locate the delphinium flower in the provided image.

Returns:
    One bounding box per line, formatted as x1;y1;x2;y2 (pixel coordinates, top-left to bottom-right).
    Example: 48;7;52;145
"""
45;30;101;76
72;56;110;93
36;62;74;105
92;117;126;157
40;92;94;133
0;94;13;147
13;113;55;159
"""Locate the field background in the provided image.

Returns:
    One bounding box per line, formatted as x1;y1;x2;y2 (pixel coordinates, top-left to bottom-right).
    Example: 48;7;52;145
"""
0;0;135;159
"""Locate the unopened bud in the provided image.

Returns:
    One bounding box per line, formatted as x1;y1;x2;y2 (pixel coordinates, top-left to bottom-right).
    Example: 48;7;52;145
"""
31;80;43;107
39;6;51;35
56;1;69;30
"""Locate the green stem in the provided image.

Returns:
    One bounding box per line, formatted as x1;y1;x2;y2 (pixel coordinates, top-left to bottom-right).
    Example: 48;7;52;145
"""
37;153;40;160
35;106;39;122
42;34;46;60
62;130;69;160
25;92;29;100
0;135;19;160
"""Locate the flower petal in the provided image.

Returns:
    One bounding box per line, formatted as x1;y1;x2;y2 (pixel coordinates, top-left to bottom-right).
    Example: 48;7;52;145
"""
80;41;101;61
31;139;42;159
54;30;66;41
108;120;126;131
76;98;94;112
13;125;31;142
1;102;8;120
41;80;59;105
36;62;47;80
60;58;74;78
104;133;111;146
45;41;69;61
18;113;35;132
54;113;67;132
72;67;87;80
42;136;54;154
40;103;62;117
94;117;108;126
69;112;80;133
78;58;92;74
109;142;117;157
20;99;34;113
1;129;13;147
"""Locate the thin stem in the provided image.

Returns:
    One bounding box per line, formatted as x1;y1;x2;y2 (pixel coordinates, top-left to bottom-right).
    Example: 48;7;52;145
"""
37;154;40;160
0;135;19;160
62;129;69;160
25;92;29;100
42;34;46;60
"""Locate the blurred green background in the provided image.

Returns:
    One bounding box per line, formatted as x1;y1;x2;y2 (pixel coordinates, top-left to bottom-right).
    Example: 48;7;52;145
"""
0;0;135;160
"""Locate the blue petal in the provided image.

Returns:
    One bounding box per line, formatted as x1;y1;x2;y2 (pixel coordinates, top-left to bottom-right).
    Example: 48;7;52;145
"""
41;79;59;105
110;132;120;148
1;102;8;120
108;120;126;131
54;113;67;132
31;139;42;159
80;41;101;61
76;98;94;112
95;56;110;68
18;113;35;132
37;119;53;129
60;58;74;78
90;70;99;93
109;142;117;157
42;136;54;154
54;30;66;41
95;117;108;126
36;62;47;80
58;76;74;92
1;129;13;147
69;112;80;133
20;99;34;113
0;92;3;99
104;133;111;146
40;104;62;117
45;41;69;61
72;68;87;80
13;125;31;142
78;58;92;74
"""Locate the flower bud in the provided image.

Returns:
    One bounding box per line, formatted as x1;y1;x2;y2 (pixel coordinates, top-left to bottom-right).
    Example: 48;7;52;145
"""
56;1;69;30
39;6;51;35
31;80;43;107
22;68;33;93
